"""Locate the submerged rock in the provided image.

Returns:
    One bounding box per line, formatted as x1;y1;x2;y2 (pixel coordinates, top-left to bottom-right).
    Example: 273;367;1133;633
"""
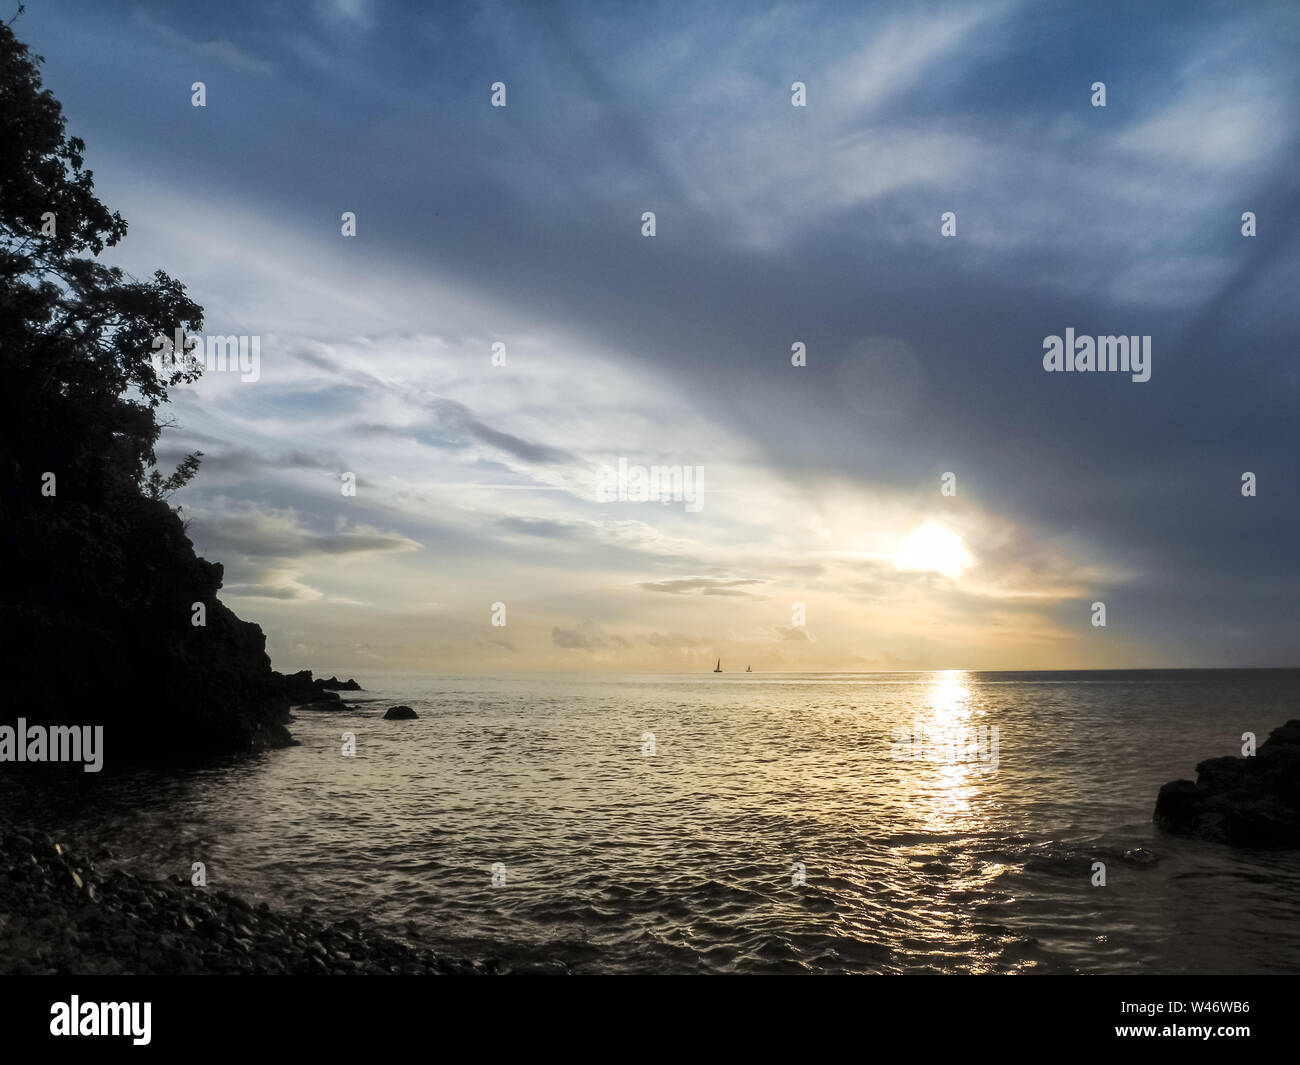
1153;719;1300;847
383;706;418;720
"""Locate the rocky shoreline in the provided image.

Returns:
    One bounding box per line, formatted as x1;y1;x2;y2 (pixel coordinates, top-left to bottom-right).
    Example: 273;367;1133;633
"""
0;815;488;975
1153;718;1300;848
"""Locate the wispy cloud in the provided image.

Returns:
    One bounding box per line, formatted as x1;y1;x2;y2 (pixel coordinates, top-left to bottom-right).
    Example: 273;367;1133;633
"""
22;0;1297;669
134;10;273;76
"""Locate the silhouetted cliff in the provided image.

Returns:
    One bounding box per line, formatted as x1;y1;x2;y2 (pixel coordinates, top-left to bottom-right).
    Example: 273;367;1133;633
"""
0;23;307;756
1;493;296;754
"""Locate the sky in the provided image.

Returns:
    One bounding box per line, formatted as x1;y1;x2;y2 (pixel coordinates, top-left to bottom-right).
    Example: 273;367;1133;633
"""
19;0;1300;672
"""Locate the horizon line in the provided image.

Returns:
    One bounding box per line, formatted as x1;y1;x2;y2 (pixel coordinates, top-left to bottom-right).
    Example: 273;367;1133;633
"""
299;665;1300;676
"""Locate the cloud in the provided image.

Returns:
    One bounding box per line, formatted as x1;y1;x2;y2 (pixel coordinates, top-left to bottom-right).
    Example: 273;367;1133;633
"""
182;501;421;607
551;622;630;650
223;574;323;601
773;626;812;642
37;0;1299;669
154;445;344;477
638;577;764;597
191;503;421;562
821;2;1014;116
429;398;575;465
134;11;273;75
641;631;711;649
316;0;374;29
1115;89;1280;173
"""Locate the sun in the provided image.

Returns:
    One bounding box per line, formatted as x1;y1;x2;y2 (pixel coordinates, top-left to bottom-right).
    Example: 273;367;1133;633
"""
892;522;973;580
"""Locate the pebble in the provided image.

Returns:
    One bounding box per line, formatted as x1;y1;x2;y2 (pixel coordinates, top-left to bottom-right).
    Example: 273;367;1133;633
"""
0;815;487;976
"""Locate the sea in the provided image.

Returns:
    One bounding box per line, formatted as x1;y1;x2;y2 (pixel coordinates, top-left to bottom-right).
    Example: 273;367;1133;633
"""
6;669;1300;974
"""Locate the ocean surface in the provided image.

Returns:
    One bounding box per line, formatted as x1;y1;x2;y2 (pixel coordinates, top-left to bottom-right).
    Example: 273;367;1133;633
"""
7;669;1300;974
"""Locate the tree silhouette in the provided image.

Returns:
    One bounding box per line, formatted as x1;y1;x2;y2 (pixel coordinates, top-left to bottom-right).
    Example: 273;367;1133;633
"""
0;20;294;755
0;20;204;504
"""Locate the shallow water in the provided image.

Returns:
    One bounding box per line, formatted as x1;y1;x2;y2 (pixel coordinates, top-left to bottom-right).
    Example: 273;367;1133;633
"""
7;669;1300;973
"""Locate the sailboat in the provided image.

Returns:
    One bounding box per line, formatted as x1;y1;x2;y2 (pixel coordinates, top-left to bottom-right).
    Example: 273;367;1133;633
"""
713;659;722;673
746;665;751;672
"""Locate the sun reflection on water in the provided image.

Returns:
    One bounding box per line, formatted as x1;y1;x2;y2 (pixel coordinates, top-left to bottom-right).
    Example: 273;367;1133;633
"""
897;670;996;835
873;671;1009;969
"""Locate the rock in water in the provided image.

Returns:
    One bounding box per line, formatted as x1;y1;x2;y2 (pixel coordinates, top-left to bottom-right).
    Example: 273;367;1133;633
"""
383;706;418;720
1153;719;1300;847
318;676;362;691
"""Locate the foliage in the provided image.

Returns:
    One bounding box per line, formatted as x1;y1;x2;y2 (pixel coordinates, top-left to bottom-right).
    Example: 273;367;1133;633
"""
0;20;203;504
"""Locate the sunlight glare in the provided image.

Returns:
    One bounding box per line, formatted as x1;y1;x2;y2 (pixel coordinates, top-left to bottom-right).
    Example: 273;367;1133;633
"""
892;522;973;580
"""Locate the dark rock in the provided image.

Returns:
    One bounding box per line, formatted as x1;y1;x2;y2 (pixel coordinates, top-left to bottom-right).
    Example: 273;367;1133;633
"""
2;487;303;756
318;676;362;691
270;669;317;702
1154;719;1300;847
383;705;419;720
1122;848;1158;867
